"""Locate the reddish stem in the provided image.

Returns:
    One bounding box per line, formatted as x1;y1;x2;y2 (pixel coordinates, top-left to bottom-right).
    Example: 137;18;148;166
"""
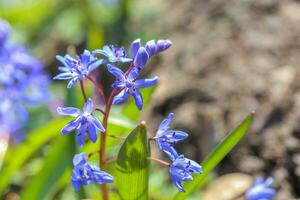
148;157;170;166
79;80;87;101
99;89;117;200
95;108;105;115
86;76;106;102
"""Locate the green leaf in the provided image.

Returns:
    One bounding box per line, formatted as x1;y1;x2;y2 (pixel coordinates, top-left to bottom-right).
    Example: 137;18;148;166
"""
0;118;70;195
115;122;150;200
20;133;76;200
175;112;254;199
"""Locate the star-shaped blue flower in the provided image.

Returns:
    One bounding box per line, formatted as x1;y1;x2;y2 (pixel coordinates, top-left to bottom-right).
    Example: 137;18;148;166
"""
57;98;105;147
246;177;276;200
169;155;202;192
154;113;188;160
71;152;114;192
53;50;105;88
93;45;132;63
107;64;158;110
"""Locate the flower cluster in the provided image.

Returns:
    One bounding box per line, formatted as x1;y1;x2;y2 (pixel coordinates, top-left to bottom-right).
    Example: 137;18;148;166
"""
0;20;49;141
54;38;202;193
154;113;202;192
246;177;276;200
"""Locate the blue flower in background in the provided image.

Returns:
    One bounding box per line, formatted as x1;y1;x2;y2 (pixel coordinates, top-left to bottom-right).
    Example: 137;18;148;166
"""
154;113;188;160
246;177;276;200
169;155;202;192
107;64;158;110
57;98;105;147
0;19;49;141
54;50;105;88
93;45;132;63
71;152;114;192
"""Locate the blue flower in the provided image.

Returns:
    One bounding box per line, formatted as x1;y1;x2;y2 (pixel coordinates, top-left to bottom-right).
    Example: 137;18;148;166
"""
71;152;114;192
53;50;105;88
131;38;172;58
93;45;132;63
246;177;276;200
154;113;188;160
57;98;105;147
0;20;49;142
107;64;158;110
169;155;202;192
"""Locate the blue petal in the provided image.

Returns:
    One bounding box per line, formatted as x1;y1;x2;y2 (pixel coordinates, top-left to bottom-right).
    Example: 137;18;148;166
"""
127;67;140;81
155;39;172;54
56;55;68;67
163;130;189;143
76;127;87;147
119;57;132;63
83;98;93;114
61;117;81;135
157;113;174;135
133;47;149;68
188;159;202;174
173;181;185;192
92;167;114;184
72;179;82;192
158;142;178;161
73;152;87;166
134;76;158;89
107;64;126;81
93;47;110;57
89;116;105;132
53;72;74;80
67;76;80;88
130;89;143;110
112;89;129;104
130;38;141;58
88;59;105;73
57;107;81;117
112;81;126;88
88;124;97;143
145;40;157;57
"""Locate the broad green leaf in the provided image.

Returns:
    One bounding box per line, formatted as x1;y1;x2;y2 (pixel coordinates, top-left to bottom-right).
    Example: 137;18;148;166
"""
20;133;76;200
175;112;254;199
0;118;70;195
115;122;150;200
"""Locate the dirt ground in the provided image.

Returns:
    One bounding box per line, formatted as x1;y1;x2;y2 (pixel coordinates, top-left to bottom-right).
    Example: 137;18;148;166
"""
133;0;300;199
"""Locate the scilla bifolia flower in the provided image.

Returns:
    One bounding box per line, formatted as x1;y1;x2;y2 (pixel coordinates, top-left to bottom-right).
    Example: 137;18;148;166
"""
93;45;132;63
54;50;105;88
169;155;202;192
154;113;188;160
57;98;105;147
246;177;276;200
107;64;158;110
72;153;114;192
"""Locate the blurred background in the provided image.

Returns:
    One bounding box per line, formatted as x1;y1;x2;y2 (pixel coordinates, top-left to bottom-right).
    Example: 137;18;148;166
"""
0;0;300;199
